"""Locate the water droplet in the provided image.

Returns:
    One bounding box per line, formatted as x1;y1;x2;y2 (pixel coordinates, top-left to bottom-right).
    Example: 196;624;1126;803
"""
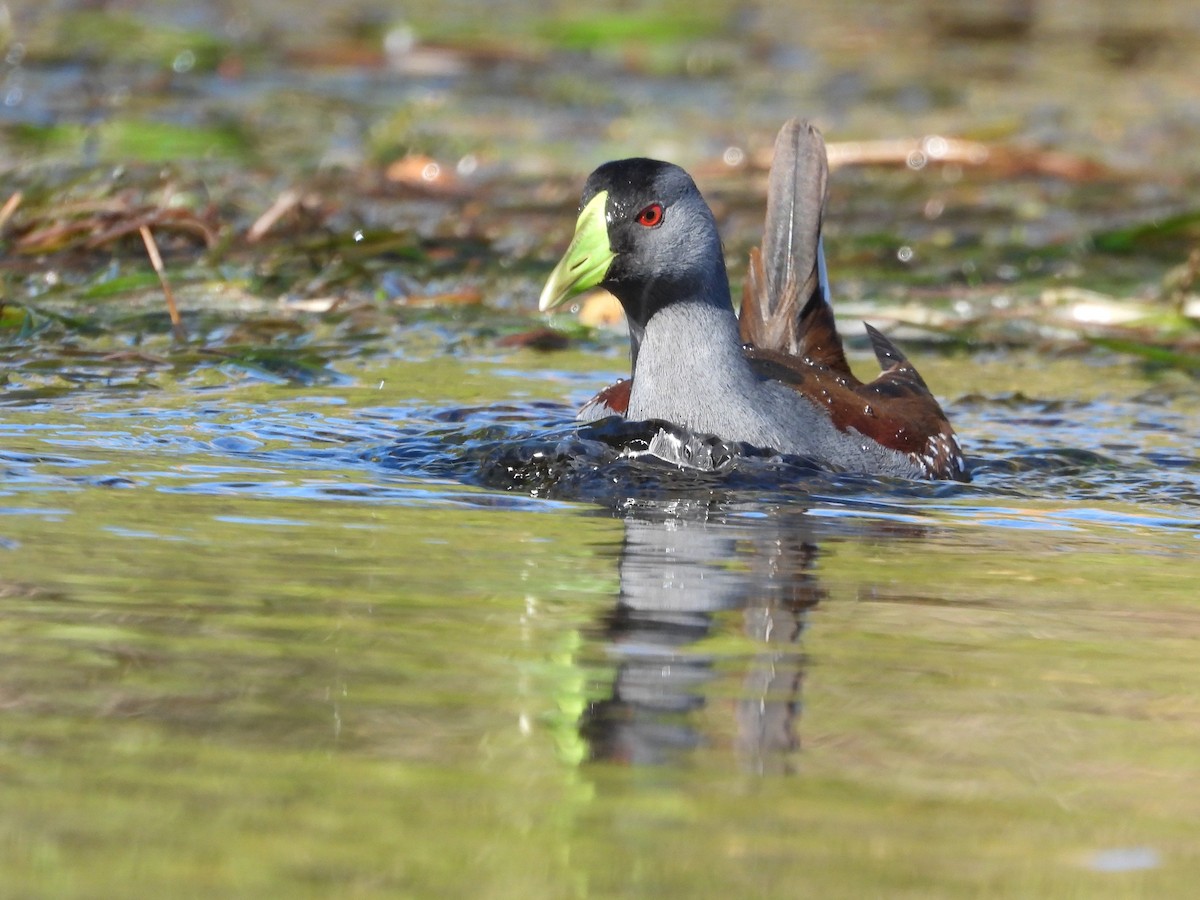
172;49;196;74
456;154;478;177
922;134;949;159
384;25;416;59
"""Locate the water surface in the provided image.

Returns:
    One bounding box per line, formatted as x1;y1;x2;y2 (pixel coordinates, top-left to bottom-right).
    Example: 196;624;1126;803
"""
3;346;1198;897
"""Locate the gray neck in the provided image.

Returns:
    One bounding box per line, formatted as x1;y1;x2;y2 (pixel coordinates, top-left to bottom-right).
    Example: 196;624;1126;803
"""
627;302;770;435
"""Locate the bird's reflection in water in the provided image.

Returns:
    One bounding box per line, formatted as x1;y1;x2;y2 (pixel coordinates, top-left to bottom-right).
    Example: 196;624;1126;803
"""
581;499;824;773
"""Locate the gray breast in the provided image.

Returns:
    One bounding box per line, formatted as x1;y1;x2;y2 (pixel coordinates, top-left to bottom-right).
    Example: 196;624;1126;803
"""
623;301;923;477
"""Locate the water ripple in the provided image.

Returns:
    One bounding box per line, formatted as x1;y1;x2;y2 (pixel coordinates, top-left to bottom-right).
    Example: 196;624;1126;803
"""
2;389;1197;534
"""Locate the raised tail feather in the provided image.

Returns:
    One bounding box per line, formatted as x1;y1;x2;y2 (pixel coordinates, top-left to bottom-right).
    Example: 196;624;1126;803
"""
740;119;848;373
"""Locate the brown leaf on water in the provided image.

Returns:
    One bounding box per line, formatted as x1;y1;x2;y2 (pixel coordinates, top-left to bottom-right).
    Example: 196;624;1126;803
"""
385;155;463;194
496;327;570;351
393;288;483;308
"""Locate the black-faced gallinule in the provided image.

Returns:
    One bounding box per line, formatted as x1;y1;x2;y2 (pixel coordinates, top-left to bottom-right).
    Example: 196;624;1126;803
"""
539;118;967;481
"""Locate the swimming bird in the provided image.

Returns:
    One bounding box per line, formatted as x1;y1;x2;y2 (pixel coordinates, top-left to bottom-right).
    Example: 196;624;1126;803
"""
539;118;967;481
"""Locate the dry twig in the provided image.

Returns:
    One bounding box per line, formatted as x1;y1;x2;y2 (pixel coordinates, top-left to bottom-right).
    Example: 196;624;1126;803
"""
15;205;218;255
0;191;22;232
139;225;187;343
247;189;302;243
758;137;1114;182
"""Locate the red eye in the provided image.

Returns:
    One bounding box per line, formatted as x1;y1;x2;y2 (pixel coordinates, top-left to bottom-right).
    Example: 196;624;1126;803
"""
636;203;664;228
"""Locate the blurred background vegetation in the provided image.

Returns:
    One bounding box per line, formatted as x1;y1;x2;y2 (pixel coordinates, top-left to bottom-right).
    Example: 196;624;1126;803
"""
1;0;1198;383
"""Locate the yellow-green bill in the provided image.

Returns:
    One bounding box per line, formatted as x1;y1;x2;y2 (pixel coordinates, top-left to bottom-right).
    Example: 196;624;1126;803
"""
538;190;615;312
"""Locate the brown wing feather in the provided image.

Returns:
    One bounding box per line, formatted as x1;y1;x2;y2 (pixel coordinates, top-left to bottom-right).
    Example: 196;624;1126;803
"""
746;336;967;480
578;379;631;420
739;246;768;347
793;289;853;375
